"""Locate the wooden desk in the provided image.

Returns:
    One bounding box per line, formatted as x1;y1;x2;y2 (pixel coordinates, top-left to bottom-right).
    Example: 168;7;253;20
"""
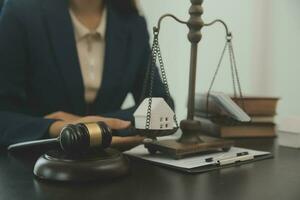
0;139;300;200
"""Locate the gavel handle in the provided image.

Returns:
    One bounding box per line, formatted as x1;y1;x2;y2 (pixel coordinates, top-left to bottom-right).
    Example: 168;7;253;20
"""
7;127;137;153
8;138;59;152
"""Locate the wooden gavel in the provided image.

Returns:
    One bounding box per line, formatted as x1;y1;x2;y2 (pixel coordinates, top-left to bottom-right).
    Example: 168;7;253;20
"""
8;122;113;154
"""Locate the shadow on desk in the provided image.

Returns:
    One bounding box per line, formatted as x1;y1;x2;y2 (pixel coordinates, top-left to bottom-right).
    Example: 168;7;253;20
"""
234;138;276;151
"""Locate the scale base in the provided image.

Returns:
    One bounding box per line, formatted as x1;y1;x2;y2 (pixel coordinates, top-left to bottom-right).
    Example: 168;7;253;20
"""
34;148;130;182
145;136;233;159
144;120;233;159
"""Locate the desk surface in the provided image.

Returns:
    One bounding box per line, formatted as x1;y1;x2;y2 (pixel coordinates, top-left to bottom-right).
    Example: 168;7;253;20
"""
1;138;300;200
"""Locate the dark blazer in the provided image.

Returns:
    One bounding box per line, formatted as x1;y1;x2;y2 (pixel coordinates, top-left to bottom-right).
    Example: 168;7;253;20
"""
0;0;4;13
0;0;168;145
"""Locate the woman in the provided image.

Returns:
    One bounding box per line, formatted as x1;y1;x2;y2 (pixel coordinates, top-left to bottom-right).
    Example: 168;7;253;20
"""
0;0;168;147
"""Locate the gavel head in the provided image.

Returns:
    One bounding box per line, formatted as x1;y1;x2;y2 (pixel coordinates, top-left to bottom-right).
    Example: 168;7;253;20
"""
59;122;113;154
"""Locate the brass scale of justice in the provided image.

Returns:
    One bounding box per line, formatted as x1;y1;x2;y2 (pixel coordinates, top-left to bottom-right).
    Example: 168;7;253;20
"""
135;0;246;159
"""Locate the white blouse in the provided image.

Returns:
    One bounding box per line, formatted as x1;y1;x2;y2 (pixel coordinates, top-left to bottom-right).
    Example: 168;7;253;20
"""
69;8;107;103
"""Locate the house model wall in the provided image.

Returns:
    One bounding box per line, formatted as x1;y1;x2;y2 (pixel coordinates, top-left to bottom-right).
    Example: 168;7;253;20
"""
134;98;175;130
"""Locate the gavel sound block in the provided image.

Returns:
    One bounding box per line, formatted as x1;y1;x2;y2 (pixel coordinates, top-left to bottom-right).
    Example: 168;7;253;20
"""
9;122;130;182
34;148;129;182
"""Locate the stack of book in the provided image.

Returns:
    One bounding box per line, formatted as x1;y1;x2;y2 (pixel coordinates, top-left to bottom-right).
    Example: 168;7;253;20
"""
194;92;279;138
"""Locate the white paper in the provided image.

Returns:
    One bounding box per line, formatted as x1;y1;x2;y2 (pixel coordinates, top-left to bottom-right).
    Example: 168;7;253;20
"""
125;145;270;169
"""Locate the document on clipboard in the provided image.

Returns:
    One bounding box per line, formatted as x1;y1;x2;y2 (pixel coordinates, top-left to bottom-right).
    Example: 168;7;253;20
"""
125;145;272;173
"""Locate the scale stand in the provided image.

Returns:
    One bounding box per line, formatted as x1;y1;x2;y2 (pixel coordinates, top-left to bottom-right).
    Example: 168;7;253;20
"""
145;121;233;159
144;0;234;159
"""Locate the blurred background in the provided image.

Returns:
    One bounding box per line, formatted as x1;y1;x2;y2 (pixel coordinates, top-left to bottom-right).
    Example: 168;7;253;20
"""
1;0;298;122
124;0;300;122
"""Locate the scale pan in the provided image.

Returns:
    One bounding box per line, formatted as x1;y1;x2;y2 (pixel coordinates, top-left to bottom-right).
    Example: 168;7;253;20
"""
134;128;178;138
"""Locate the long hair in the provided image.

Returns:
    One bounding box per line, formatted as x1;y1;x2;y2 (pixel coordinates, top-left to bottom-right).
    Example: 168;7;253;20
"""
109;0;138;15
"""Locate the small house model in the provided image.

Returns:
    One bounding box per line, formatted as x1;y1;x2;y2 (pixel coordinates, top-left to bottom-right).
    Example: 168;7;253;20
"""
134;97;175;130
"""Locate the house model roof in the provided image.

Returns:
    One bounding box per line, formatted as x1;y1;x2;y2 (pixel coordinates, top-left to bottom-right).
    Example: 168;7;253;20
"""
134;97;174;117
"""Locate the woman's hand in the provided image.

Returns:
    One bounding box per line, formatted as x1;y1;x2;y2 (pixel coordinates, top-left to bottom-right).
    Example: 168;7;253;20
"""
47;115;145;151
47;115;131;137
45;111;81;122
